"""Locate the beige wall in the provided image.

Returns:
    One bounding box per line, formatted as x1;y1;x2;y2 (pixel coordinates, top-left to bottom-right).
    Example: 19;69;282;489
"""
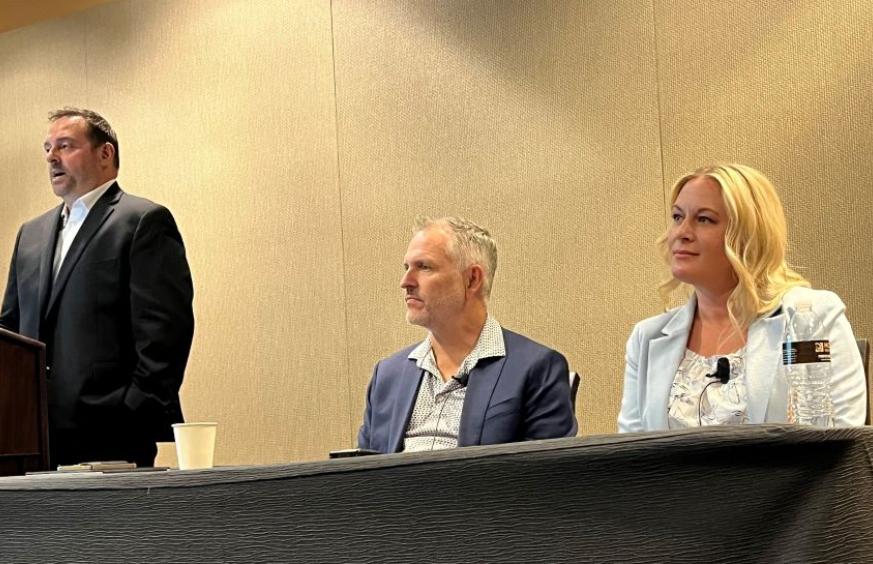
0;0;870;465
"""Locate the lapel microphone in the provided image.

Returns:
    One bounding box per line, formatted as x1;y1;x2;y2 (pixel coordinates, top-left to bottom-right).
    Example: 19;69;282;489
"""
699;357;732;425
708;357;731;384
453;373;470;387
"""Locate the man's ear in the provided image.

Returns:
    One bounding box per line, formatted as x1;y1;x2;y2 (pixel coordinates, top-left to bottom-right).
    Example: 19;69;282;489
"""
99;142;115;166
466;264;485;295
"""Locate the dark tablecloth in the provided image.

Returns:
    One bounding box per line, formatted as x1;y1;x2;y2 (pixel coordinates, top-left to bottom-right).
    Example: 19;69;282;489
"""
1;424;871;563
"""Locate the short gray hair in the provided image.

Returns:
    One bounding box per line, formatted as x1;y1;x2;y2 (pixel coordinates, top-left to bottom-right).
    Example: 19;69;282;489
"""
413;216;498;298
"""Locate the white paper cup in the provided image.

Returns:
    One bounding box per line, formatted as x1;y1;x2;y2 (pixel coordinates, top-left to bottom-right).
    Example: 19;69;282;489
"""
172;422;217;469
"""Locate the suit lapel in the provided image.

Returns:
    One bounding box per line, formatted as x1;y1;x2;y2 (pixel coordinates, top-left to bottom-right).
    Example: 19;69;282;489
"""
44;184;121;319
645;297;696;429
37;207;64;321
458;355;506;446
389;359;424;452
745;310;787;423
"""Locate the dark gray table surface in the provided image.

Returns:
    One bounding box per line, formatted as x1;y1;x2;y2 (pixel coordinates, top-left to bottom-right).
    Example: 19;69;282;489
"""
1;425;871;563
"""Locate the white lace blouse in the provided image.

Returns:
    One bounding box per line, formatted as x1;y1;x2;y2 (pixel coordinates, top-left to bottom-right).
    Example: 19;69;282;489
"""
667;348;748;428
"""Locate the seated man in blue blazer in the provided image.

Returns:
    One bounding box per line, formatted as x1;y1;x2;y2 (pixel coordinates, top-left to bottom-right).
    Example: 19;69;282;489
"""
358;216;577;453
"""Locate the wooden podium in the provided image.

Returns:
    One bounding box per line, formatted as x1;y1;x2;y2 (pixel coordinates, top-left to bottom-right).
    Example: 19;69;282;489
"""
0;327;49;476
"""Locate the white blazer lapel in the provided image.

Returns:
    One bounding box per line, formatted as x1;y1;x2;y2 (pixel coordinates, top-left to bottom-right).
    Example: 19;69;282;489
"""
645;297;696;429
744;310;787;423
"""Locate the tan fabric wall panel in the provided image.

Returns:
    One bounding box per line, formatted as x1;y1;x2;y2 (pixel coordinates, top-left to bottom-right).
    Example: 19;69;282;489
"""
89;0;349;464
333;0;664;437
655;0;873;341
571;1;664;433
0;16;89;267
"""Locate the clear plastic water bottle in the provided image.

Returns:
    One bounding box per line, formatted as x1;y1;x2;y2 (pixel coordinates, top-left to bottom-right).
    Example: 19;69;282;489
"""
782;302;834;427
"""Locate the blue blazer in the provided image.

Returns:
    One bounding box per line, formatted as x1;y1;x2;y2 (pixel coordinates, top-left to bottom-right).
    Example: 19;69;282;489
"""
358;328;578;453
618;286;867;431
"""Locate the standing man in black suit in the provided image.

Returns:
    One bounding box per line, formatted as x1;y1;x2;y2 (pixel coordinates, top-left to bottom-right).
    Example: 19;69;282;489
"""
0;108;194;467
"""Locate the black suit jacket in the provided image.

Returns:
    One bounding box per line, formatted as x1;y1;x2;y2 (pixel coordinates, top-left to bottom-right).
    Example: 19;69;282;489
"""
0;182;194;444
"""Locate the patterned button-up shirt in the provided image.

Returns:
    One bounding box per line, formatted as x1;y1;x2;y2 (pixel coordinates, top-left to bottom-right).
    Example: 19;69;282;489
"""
403;315;506;452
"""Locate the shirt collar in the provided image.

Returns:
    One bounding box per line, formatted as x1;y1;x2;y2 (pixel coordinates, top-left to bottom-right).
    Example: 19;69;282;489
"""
61;178;116;222
409;315;506;378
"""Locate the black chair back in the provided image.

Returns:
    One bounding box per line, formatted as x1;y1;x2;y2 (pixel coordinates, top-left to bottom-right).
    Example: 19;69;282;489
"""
569;371;581;411
858;339;870;425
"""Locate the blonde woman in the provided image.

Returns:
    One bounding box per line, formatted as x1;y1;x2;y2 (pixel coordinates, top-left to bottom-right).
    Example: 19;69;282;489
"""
618;164;866;431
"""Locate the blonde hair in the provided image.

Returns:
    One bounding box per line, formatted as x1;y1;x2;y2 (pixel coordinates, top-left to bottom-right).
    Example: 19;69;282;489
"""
413;216;498;298
658;164;809;329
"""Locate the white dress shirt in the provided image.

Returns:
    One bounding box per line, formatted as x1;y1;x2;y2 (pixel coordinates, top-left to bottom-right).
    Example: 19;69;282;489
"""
53;179;116;280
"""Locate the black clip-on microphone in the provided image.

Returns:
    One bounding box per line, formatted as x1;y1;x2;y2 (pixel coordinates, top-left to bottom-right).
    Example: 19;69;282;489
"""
708;357;731;384
698;357;732;425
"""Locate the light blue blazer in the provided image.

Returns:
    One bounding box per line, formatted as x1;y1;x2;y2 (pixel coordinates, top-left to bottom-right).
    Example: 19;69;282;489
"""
618;286;867;432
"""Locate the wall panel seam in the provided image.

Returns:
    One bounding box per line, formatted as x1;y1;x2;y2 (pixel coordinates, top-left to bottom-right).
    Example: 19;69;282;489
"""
84;11;89;106
328;0;355;444
650;0;667;221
